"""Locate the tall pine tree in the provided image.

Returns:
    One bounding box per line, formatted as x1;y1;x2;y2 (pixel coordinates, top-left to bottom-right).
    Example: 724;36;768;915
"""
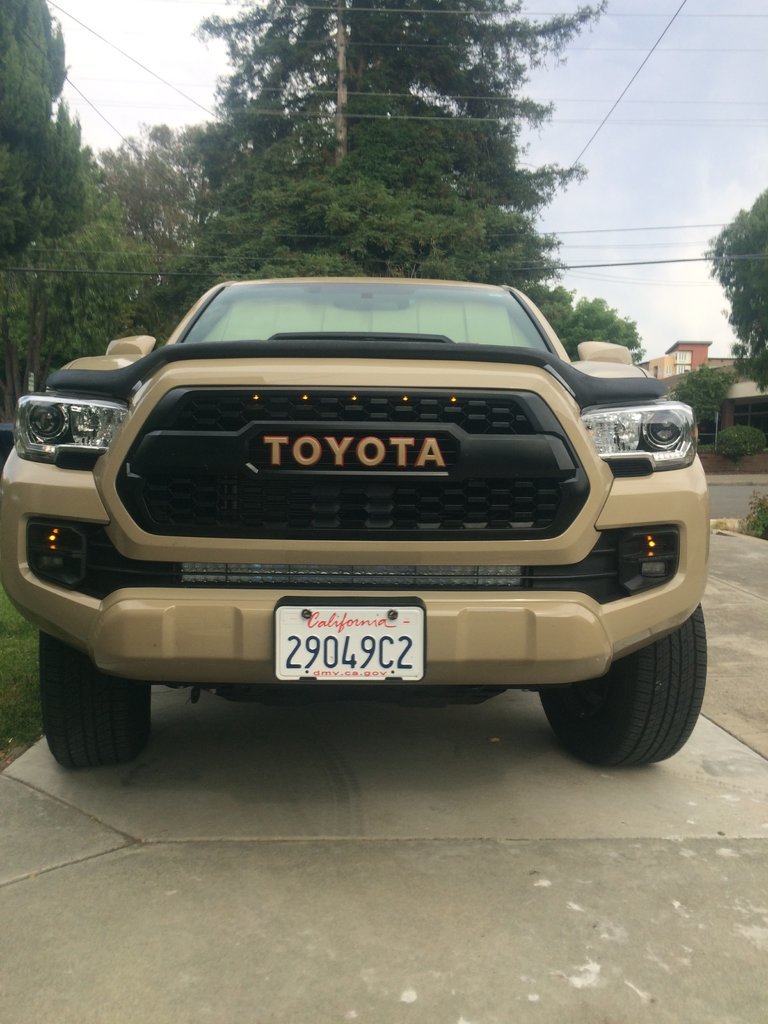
197;0;604;285
0;0;86;256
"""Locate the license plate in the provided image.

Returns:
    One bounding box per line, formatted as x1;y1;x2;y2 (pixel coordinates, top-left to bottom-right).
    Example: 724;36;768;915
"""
274;602;425;681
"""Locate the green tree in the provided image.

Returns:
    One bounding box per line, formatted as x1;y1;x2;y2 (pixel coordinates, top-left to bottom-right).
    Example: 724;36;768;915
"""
98;125;211;253
710;189;768;389
527;284;575;333
97;125;218;336
197;0;605;286
531;288;643;361
669;365;736;425
0;172;153;419
0;0;86;255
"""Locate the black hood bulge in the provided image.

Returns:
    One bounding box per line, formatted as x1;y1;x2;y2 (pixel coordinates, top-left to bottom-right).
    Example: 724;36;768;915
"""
46;339;667;411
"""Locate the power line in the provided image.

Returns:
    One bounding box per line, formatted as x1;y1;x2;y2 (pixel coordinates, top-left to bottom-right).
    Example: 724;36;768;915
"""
22;220;726;259
1;266;211;278
66;96;768;127
49;1;219;120
567;270;713;289
18;22;142;151
16;239;715;261
74;80;768;107
21;223;726;257
550;223;725;235
124;1;768;17
558;240;713;251
570;0;689;167
3;253;766;279
566;46;767;52
290;40;768;52
62;239;718;255
64;76;133;148
562;254;768;270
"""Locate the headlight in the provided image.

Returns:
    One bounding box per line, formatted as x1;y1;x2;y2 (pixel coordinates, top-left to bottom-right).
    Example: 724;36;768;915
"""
16;395;127;464
581;402;695;470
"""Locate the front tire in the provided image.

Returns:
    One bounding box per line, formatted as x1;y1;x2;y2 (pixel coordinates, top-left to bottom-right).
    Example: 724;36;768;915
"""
40;633;151;768
540;606;707;766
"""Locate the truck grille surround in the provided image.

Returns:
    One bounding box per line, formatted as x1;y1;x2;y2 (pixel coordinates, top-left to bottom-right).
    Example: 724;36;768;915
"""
117;388;590;540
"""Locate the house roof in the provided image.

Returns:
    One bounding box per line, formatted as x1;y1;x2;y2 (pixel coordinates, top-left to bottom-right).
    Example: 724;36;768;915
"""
665;340;713;355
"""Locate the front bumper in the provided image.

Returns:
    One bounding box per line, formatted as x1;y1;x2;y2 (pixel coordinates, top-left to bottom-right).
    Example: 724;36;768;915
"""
0;453;709;688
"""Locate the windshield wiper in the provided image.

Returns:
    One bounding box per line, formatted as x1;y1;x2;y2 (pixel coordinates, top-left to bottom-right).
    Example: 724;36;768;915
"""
267;331;455;344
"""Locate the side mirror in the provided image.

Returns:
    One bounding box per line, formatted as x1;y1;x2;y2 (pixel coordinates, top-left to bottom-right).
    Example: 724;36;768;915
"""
576;341;633;366
106;335;156;357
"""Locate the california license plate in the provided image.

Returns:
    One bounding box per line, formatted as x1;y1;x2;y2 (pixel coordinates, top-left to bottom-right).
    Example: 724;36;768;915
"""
274;601;425;681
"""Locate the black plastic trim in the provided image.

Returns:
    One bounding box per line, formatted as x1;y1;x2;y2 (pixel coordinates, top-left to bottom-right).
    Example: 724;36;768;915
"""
27;522;678;605
46;340;666;411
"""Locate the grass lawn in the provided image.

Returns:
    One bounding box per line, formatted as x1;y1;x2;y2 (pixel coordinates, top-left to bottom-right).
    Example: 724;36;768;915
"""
0;587;40;765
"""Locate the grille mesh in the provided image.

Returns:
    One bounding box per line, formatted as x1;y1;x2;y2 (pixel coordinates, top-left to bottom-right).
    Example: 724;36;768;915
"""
140;476;560;534
165;390;536;435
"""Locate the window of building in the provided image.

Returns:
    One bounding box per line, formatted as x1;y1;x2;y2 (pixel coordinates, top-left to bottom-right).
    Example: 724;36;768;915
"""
733;400;768;436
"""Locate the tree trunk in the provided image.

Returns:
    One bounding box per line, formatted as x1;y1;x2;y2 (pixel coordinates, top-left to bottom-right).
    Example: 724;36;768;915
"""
25;276;48;395
2;326;21;422
1;274;22;421
335;0;348;164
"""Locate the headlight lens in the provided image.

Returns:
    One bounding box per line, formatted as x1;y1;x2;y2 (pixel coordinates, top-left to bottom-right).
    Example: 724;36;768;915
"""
16;395;127;463
581;402;695;470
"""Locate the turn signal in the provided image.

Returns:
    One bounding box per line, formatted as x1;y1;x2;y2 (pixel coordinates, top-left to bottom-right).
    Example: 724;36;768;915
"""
27;521;86;587
618;527;679;593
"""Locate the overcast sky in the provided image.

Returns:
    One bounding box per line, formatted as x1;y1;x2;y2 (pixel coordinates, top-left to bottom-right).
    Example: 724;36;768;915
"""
53;0;768;360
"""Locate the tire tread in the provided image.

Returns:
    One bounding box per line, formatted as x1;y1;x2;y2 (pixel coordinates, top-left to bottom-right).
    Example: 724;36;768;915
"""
40;633;151;768
540;606;707;767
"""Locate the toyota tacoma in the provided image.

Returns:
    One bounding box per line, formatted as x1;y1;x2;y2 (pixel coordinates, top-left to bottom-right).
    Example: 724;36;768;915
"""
0;279;708;768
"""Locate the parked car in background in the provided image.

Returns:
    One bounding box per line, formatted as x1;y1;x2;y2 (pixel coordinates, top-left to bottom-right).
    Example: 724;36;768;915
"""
0;424;13;473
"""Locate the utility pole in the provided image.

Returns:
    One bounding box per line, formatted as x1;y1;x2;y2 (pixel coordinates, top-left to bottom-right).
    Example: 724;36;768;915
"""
335;0;348;164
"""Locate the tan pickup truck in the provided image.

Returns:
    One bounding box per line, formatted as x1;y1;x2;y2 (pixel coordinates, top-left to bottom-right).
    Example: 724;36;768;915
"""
0;279;708;768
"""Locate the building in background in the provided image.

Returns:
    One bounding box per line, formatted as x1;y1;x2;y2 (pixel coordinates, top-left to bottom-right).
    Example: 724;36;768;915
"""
646;341;711;380
641;342;767;445
723;381;768;436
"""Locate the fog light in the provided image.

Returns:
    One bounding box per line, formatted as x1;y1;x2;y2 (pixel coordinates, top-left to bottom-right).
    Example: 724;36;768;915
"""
641;559;668;578
27;521;86;587
618;527;679;593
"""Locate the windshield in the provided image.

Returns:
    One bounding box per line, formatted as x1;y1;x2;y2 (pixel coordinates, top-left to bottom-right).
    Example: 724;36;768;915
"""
180;281;550;351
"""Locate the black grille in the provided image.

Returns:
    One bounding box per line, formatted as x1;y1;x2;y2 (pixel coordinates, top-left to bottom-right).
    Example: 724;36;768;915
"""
136;476;561;535
118;388;588;540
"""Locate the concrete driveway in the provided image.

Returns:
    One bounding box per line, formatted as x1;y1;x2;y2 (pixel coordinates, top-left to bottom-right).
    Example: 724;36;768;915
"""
1;531;767;1023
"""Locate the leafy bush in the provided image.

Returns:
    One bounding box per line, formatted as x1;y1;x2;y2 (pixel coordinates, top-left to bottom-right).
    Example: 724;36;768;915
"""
716;425;766;462
741;491;768;540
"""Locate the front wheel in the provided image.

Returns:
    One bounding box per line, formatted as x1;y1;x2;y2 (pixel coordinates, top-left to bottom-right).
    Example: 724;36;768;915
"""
40;633;151;768
540;606;707;767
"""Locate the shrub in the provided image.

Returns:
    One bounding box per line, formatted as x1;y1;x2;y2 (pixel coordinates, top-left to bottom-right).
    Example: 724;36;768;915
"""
741;491;768;540
716;425;766;462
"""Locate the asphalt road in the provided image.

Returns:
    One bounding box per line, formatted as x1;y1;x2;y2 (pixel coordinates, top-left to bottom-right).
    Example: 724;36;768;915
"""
708;481;768;519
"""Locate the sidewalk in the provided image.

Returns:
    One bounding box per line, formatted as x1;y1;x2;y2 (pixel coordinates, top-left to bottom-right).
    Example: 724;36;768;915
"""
706;473;768;486
1;533;767;1023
